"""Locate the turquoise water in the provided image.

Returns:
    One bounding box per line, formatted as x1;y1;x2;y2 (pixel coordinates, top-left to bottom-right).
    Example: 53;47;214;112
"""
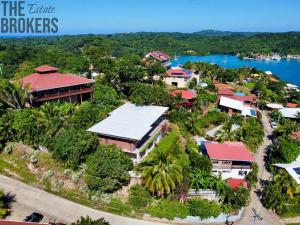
171;54;300;85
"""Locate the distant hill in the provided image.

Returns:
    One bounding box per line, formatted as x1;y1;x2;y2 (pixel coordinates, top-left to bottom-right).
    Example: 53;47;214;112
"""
193;30;256;36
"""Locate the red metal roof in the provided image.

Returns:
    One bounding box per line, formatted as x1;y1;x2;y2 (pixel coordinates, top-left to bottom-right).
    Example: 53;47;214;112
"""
166;68;193;77
205;142;255;162
218;88;234;96
291;132;300;140
35;65;59;73
227;95;254;103
287;103;298;108
148;51;170;62
171;90;197;100
227;178;248;189
21;65;93;92
0;220;48;225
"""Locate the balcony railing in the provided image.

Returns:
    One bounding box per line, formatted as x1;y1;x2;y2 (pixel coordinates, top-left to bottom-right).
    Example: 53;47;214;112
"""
34;87;93;102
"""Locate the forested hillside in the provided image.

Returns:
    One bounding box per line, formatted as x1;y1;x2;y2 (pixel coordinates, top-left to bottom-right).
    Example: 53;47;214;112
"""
0;31;300;78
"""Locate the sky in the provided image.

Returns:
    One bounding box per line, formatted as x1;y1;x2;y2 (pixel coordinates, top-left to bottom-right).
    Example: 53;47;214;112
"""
3;0;300;35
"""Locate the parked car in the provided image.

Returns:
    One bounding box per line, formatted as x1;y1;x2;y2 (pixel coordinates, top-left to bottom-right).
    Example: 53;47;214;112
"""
23;212;44;222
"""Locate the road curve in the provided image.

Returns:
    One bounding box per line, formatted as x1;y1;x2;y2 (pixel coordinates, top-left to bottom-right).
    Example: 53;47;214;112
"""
237;110;283;225
0;175;167;225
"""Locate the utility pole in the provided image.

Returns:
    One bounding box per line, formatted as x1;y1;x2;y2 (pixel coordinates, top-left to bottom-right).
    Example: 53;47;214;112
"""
252;207;263;225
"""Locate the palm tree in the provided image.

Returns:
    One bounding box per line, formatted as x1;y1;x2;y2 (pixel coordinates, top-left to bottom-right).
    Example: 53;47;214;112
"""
0;79;28;109
139;148;183;197
273;169;300;199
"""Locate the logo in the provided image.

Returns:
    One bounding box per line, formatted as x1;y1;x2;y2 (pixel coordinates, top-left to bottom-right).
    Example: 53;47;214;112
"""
0;1;59;34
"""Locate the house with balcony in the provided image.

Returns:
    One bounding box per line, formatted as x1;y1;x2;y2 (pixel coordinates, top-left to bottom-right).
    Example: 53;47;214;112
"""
164;67;199;88
21;65;94;106
87;103;169;163
204;141;255;179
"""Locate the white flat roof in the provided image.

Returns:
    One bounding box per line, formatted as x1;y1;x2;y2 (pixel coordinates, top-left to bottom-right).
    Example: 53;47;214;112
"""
219;96;244;111
219;96;256;117
274;159;300;185
87;103;168;141
279;108;300;119
267;103;284;109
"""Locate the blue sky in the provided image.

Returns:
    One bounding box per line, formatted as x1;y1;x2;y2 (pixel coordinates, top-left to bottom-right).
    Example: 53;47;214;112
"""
6;0;300;35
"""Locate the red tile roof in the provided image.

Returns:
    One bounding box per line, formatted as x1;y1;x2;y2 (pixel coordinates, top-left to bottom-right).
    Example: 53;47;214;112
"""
227;95;254;103
287;103;298;108
35;65;59;73
0;220;48;225
166;68;194;77
227;178;248;189
291;132;300;140
205;142;255;162
148;51;170;62
21;65;93;92
218;88;234;96
171;90;197;100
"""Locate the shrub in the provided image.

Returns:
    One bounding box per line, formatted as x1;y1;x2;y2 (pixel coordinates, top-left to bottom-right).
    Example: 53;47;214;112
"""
188;199;222;219
128;185;151;210
146;199;189;220
30;150;39;163
64;169;72;177
54;179;64;191
4;144;12;154
85;145;133;193
52;128;98;169
42;169;54;180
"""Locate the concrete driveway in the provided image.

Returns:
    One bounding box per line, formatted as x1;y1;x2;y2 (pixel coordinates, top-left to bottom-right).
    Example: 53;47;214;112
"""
0;175;168;225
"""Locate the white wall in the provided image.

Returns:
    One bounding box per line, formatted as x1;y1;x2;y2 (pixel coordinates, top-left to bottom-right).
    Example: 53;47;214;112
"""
212;169;251;180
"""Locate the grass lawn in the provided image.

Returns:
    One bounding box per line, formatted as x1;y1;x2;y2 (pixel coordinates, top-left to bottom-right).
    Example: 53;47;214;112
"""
286;223;300;225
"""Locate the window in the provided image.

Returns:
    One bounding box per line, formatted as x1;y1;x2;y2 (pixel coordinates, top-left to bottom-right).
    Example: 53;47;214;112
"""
238;170;248;176
222;161;231;164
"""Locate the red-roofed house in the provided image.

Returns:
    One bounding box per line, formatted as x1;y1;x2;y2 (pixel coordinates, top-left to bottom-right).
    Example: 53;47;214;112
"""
21;65;94;105
227;178;248;189
204;141;255;179
218;89;255;106
147;51;170;63
164;67;198;88
171;90;197;107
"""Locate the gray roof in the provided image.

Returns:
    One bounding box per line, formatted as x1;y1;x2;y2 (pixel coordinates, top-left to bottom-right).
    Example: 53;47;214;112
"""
87;103;168;141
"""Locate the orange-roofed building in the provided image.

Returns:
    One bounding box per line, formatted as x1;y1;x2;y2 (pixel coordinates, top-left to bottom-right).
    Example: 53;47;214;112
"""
21;65;94;105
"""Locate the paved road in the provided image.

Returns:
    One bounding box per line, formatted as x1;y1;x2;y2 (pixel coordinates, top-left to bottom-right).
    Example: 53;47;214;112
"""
0;175;168;225
237;111;284;225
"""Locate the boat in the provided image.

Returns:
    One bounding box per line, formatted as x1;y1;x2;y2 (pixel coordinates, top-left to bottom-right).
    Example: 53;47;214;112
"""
222;55;228;63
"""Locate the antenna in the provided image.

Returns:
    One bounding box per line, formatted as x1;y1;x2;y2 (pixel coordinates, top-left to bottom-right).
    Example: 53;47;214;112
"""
252;207;263;225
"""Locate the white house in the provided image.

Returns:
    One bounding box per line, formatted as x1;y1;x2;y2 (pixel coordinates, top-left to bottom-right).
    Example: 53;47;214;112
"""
273;156;300;185
88;103;169;163
204;141;255;180
164;67;199;88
